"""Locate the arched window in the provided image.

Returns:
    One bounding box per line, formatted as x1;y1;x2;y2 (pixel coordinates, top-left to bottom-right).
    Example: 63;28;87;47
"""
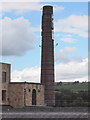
32;89;36;105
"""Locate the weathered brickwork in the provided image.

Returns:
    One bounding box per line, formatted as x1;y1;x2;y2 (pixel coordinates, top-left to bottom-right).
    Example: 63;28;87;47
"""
0;63;45;108
41;6;55;106
0;63;10;106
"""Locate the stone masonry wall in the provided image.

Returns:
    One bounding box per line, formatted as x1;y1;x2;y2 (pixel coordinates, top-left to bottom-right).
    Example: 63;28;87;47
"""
25;83;45;106
0;63;10;105
9;83;45;108
9;83;25;108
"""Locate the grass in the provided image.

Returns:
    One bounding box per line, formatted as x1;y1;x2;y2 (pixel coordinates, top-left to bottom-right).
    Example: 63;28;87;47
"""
55;82;88;93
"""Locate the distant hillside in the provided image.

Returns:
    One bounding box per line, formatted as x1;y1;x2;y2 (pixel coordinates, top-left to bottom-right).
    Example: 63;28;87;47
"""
55;82;89;107
55;82;88;92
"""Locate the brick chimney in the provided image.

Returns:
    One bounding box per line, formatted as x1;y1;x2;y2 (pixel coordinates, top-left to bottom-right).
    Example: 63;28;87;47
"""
41;5;55;106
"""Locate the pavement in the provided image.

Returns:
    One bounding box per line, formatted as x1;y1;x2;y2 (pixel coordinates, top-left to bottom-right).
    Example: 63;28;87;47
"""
0;106;89;119
1;111;89;118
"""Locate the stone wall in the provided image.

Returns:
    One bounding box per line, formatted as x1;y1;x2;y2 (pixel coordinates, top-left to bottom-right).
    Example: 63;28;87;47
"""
25;83;45;106
9;83;25;108
0;63;10;105
9;83;45;108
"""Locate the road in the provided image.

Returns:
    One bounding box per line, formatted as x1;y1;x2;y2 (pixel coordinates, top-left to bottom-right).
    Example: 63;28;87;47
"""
0;111;89;118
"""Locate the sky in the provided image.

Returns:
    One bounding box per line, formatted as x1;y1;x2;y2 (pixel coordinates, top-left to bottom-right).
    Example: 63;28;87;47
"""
0;1;89;83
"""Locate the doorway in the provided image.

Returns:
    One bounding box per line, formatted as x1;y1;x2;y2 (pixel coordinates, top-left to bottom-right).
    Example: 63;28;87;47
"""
32;89;36;105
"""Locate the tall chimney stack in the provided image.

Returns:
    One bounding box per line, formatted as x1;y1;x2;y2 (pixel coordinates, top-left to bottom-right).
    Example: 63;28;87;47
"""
41;5;55;106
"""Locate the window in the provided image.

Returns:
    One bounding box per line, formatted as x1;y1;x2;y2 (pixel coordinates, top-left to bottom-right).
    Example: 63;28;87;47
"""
2;90;6;101
2;72;6;82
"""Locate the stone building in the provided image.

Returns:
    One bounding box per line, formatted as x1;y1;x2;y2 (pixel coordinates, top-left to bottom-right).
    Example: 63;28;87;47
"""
0;62;45;108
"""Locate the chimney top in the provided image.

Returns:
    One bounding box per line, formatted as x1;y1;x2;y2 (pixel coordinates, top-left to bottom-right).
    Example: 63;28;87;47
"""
43;5;53;14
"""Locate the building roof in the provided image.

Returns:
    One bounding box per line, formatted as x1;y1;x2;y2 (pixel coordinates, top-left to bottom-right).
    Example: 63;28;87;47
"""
0;62;11;65
9;82;44;85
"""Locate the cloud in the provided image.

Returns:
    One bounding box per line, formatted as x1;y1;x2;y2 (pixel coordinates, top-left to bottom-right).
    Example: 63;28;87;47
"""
3;58;14;62
56;0;88;1
11;66;40;83
61;36;77;43
11;58;88;83
55;58;88;82
1;0;42;2
0;17;35;56
2;2;42;13
1;2;64;14
52;5;64;11
55;47;83;63
59;47;77;53
55;34;77;43
55;15;88;37
44;0;88;1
